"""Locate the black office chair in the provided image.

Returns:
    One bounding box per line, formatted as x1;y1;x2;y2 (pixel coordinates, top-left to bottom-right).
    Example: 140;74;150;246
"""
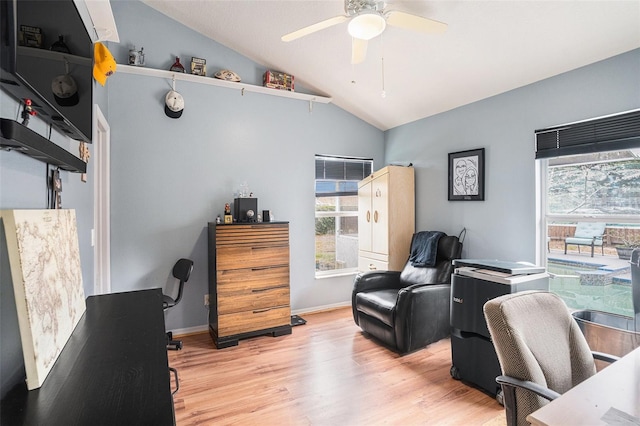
164;258;194;350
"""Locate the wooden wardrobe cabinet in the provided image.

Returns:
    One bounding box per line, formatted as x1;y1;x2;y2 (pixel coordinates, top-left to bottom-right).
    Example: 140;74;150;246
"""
358;165;415;272
208;222;292;349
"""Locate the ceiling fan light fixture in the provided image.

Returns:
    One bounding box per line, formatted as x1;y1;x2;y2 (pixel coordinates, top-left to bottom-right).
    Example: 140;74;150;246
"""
348;13;386;40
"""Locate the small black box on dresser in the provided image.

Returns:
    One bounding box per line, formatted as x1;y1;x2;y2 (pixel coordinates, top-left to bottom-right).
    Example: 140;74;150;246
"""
233;198;257;222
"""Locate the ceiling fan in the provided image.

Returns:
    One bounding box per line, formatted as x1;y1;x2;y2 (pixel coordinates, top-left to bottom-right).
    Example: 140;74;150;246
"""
281;0;447;64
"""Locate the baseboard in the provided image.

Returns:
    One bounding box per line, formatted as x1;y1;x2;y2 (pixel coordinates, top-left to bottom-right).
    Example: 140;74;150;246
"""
171;302;352;338
292;301;351;315
170;324;209;337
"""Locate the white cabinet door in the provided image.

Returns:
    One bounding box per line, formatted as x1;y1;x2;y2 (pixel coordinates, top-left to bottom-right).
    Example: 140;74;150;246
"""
358;178;372;252
371;172;389;255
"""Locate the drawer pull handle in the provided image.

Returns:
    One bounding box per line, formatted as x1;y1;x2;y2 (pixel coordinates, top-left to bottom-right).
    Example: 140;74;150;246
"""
253;305;288;314
369;264;377;270
252;285;288;293
251;246;280;251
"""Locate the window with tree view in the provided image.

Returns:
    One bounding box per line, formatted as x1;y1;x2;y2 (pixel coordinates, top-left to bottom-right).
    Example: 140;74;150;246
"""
545;149;640;318
315;155;372;277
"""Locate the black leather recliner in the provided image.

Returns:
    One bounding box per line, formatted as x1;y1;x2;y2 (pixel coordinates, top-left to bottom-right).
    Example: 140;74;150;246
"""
352;233;463;354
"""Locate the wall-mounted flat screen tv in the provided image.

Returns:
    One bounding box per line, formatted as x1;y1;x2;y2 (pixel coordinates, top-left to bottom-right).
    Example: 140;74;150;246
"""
1;0;93;143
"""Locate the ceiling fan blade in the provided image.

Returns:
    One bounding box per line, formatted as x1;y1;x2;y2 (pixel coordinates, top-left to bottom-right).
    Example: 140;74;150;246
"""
281;15;349;42
351;37;368;65
385;10;447;34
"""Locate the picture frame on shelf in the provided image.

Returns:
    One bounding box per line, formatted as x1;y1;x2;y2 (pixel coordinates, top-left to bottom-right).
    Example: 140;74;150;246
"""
448;148;485;201
190;57;206;76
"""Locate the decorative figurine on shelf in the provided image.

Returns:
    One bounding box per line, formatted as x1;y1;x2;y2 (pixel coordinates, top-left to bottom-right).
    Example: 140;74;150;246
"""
78;141;90;183
169;57;186;73
224;202;232;224
238;182;250;198
216;215;221;224
50;35;71;53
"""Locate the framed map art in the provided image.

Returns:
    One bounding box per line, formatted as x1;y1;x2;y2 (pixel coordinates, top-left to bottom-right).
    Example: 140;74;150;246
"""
1;209;85;390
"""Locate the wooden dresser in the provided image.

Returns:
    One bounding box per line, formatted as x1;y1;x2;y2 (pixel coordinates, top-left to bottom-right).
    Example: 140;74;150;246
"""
207;222;292;349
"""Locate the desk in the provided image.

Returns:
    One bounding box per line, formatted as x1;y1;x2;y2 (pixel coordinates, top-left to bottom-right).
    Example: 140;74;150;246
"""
527;346;640;425
1;289;175;425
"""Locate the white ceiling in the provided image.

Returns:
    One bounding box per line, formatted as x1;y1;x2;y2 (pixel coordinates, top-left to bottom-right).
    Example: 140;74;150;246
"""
143;0;640;131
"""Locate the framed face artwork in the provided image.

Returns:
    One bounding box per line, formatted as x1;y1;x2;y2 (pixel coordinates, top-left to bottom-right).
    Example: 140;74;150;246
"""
448;148;485;201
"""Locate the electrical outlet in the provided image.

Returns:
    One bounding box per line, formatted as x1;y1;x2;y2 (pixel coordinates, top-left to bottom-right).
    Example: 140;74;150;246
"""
204;294;209;306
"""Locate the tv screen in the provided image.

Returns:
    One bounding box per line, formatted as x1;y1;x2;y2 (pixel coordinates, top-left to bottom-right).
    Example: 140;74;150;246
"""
1;0;93;143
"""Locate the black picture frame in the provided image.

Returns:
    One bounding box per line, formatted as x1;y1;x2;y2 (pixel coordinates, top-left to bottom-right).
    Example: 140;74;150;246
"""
448;148;485;201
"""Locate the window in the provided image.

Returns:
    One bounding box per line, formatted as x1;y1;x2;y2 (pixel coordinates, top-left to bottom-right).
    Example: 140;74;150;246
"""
536;110;640;323
315;155;373;277
542;150;640;318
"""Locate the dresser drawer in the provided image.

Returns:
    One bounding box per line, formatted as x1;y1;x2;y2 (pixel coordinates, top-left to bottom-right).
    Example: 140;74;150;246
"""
216;224;288;247
218;306;290;337
217;266;289;294
217;285;289;315
217;245;289;270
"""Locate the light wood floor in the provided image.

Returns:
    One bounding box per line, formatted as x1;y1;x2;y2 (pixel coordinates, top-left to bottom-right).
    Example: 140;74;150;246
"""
168;307;504;425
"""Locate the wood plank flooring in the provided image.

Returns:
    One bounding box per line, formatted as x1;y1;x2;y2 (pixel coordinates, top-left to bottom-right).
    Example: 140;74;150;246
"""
168;307;504;425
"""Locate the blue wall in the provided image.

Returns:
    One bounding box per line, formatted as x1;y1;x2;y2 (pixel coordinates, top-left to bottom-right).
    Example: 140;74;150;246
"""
107;1;385;333
386;48;640;262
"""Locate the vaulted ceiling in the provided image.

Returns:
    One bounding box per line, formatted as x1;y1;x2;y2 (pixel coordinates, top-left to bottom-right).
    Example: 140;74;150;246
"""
143;1;640;131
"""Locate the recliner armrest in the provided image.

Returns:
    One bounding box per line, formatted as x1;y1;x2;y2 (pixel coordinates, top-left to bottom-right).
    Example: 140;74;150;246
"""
395;283;451;315
353;271;403;293
352;271;402;326
394;283;452;353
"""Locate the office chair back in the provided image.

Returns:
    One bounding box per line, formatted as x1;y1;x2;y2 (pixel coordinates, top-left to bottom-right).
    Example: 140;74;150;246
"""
483;291;596;426
164;258;194;310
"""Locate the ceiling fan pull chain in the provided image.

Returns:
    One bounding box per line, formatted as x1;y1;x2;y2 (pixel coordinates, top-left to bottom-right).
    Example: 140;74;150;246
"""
380;36;386;98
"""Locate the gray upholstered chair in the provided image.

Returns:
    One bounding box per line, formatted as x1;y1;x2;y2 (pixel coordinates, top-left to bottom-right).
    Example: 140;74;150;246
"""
564;222;606;257
483;291;618;426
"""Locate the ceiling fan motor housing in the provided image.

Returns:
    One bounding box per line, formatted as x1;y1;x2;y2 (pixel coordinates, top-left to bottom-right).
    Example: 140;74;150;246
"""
346;0;385;16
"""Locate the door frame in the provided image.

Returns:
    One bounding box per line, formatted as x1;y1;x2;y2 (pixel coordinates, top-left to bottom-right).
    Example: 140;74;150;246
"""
93;104;111;295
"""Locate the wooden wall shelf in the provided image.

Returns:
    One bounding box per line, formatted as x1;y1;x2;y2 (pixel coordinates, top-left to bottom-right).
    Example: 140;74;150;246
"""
117;64;332;104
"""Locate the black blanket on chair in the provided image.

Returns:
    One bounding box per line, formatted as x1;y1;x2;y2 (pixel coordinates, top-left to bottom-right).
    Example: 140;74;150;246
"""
409;231;445;267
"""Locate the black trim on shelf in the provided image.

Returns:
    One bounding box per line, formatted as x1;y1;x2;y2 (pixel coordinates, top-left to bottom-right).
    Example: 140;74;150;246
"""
0;118;86;173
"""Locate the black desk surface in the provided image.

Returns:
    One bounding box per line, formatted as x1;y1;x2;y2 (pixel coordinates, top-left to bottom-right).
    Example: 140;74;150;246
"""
1;289;175;425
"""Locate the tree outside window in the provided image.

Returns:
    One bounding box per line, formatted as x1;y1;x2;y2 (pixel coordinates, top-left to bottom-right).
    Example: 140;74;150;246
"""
315;155;372;277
